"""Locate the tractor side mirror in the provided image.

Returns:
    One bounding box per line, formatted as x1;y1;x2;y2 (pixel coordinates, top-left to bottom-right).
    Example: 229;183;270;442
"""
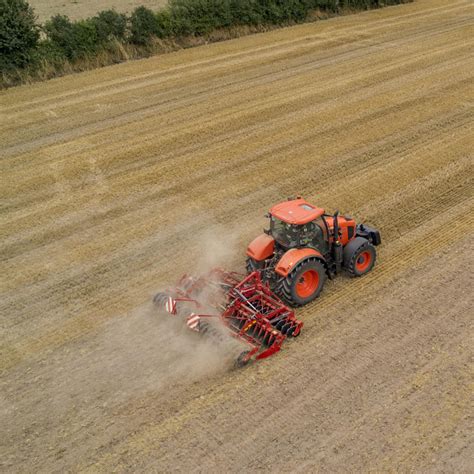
333;211;340;240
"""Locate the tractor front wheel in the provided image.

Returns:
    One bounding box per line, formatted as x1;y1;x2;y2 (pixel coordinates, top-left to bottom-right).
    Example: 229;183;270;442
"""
345;239;376;277
277;258;326;307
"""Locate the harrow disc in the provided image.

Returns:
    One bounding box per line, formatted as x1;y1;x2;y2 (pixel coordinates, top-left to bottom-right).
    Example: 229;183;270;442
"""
153;270;303;366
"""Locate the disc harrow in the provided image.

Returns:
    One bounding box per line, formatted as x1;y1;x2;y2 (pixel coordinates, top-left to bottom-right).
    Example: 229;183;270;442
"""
153;270;303;366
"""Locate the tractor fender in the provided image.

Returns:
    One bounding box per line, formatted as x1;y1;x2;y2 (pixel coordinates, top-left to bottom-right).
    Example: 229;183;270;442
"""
275;248;326;277
247;233;275;261
343;236;371;267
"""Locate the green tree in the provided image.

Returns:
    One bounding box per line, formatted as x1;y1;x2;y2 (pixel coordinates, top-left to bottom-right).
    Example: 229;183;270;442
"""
0;0;40;69
229;0;263;25
92;9;127;43
170;0;233;36
155;9;174;38
45;15;99;61
130;6;158;44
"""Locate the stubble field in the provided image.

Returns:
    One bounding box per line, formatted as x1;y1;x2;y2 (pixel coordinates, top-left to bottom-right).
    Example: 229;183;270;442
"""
28;0;168;22
1;0;473;471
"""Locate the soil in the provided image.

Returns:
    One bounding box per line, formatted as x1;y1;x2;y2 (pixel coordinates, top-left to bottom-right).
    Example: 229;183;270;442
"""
1;0;473;471
28;0;168;22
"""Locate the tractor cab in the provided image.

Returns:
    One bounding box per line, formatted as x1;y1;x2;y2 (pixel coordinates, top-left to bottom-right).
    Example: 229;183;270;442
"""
269;216;328;254
268;198;329;253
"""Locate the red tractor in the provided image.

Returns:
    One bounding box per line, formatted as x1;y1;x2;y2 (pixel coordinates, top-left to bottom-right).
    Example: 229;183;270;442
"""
246;197;381;306
154;197;381;366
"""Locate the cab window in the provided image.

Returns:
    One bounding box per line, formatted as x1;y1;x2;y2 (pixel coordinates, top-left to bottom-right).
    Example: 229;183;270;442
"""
300;218;328;253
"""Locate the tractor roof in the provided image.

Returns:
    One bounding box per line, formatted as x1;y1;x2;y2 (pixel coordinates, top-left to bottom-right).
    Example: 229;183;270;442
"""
270;198;324;225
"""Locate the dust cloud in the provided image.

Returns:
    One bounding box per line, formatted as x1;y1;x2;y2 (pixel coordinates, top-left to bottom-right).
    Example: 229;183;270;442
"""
1;228;247;467
91;225;246;400
1;286;247;470
89;226;245;402
190;225;241;274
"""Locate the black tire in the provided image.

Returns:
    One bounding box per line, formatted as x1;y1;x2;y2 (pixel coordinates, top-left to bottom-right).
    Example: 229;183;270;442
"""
276;258;327;307
152;292;167;306
199;321;210;335
344;238;376;277
235;350;251;368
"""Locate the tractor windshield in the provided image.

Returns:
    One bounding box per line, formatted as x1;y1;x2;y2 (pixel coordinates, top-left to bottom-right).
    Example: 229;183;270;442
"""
270;217;301;247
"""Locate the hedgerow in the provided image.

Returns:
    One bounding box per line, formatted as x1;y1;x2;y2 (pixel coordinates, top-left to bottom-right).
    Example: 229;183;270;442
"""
0;0;39;70
0;0;413;87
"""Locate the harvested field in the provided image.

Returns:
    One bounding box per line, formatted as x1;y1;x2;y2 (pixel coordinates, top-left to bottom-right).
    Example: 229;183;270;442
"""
1;0;473;471
28;0;168;22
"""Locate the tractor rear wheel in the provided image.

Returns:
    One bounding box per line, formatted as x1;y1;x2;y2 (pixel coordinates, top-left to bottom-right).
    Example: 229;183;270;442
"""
345;239;376;277
277;258;326;307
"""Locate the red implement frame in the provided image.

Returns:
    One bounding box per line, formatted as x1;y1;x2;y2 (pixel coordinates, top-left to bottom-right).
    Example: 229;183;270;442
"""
153;270;303;365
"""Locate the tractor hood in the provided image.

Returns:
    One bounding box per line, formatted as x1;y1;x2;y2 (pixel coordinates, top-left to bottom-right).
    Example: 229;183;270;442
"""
247;233;275;261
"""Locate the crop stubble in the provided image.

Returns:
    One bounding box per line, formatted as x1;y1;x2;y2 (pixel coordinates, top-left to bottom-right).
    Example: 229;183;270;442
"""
0;0;473;471
27;0;169;22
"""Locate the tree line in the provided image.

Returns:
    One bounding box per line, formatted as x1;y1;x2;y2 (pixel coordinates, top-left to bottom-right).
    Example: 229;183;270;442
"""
0;0;412;87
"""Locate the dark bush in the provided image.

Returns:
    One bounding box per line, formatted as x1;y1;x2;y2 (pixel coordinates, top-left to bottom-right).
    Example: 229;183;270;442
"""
155;9;174;38
34;38;66;63
315;0;339;12
0;0;40;69
130;6;158;44
43;15;74;57
92;9;127;43
171;0;233;35
71;19;99;57
343;0;373;9
44;15;99;61
256;0;285;23
229;0;263;25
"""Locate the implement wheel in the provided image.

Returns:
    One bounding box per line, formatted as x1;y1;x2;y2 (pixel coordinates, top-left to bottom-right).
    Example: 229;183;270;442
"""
235;350;251;368
277;258;326;307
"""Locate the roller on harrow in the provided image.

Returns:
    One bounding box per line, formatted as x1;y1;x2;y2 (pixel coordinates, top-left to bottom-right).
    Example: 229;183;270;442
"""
153;269;302;367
